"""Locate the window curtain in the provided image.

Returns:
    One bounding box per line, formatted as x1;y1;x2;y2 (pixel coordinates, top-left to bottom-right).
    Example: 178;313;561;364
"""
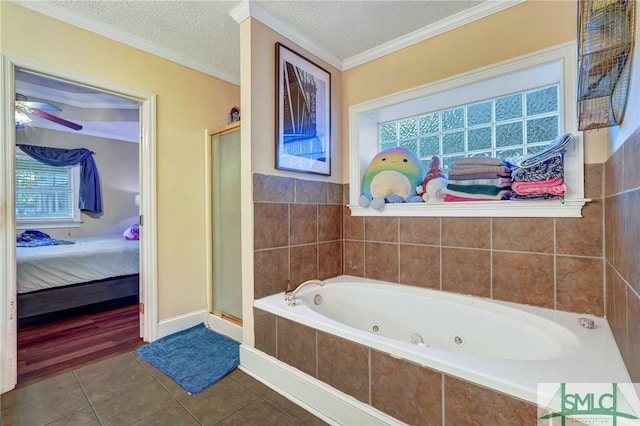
17;144;103;214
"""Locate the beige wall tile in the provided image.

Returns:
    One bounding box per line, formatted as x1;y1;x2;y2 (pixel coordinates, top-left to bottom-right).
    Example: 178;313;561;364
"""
399;217;440;245
343;206;364;241
493;252;554;308
611;273;628;351
327;182;343;205
364;242;398;282
445;376;537;425
584;163;603;200
605;262;616;319
253;174;294;203
442;217;490;249
623;129;640;191
623;190;640;294
290;204;318;245
556;199;603;257
295;180;327;204
253;308;276;357
399;245;440;289
318;241;342;279
364;217;399;243
604;197;615;262
318;205;342;242
556;256;604;315
626;292;640;382
612;195;626;274
254;248;289;299
254;203;289;250
343;240;364;277
289;245;318;287
605;146;624;196
371;351;442;425
276;318;316;377
442;248;491;298
492;217;554;253
317;333;369;403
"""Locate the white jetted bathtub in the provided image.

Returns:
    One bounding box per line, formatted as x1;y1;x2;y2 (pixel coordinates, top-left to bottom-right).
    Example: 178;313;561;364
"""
254;275;632;404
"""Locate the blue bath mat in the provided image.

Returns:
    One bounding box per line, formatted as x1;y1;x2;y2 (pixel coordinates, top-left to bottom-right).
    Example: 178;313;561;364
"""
136;323;240;395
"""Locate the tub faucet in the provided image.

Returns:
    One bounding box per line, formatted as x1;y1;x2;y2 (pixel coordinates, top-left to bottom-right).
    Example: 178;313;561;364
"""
284;279;325;306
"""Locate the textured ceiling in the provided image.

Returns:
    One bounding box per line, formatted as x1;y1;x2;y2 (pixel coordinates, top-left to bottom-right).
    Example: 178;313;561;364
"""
14;0;517;141
31;0;490;84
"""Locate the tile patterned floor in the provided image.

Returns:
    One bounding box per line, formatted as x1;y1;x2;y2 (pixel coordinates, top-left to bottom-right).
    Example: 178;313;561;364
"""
1;351;328;426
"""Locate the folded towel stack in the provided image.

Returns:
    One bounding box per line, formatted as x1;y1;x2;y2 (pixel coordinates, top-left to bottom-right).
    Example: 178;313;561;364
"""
506;134;572;201
442;157;512;202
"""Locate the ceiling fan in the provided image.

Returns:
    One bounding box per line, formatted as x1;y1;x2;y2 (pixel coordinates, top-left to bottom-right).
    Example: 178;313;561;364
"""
15;93;83;131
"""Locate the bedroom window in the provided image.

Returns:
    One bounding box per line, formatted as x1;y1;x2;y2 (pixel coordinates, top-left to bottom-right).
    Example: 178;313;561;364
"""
15;152;81;227
348;42;586;217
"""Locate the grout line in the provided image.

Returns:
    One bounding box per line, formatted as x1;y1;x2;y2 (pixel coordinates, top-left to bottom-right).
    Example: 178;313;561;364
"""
441;374;445;426
489;218;493;299
368;348;372;405
553;218;557;310
439;217;442;291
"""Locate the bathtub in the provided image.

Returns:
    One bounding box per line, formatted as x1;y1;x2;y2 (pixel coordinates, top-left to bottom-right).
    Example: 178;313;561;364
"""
254;275;632;404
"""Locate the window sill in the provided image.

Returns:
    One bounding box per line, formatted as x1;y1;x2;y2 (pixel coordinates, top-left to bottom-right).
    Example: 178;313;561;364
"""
348;198;590;218
17;220;82;230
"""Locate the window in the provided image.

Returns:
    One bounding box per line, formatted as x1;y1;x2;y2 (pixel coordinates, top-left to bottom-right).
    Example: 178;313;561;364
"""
15;152;81;227
379;84;560;172
349;42;587;217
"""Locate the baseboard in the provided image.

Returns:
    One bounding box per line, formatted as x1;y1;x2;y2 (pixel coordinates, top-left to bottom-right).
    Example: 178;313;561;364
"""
156;309;209;339
239;344;404;426
207;313;242;342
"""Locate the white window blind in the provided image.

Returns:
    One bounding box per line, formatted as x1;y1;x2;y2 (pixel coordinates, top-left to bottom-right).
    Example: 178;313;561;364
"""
15;153;74;221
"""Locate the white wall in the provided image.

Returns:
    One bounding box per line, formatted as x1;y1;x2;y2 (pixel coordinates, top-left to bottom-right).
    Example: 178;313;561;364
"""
607;3;640;156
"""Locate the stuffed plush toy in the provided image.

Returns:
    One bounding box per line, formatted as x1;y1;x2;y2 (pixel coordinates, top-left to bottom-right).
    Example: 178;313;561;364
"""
417;155;448;202
358;147;424;210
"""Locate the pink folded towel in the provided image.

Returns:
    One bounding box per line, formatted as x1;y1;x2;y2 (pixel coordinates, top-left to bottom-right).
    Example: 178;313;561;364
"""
512;178;566;195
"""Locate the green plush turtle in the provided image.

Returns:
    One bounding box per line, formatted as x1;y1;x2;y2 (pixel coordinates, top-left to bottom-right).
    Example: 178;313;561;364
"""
358;147;424;210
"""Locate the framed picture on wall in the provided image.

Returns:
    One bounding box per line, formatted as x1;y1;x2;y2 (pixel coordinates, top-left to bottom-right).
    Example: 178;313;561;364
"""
275;42;331;176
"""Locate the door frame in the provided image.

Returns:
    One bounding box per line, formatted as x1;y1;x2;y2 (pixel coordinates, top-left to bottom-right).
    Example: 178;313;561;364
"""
0;53;158;393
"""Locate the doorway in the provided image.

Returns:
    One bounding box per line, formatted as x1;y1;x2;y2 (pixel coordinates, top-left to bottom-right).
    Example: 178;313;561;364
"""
1;54;158;393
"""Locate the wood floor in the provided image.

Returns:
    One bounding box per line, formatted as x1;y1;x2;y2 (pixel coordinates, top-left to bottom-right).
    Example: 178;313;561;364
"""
17;301;143;386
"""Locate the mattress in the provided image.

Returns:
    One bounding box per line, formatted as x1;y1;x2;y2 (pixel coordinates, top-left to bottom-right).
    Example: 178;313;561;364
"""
16;235;139;294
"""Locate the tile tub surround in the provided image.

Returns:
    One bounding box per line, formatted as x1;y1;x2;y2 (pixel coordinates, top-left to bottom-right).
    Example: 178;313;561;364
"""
253;174;343;300
254;308;537;425
605;127;640;382
254;169;604;316
342;163;606;316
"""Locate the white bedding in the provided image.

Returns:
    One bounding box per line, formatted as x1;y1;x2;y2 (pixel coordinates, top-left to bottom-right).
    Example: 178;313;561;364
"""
16;235;139;294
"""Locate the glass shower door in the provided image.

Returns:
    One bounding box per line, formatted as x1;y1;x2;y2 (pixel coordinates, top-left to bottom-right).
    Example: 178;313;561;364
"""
212;127;242;321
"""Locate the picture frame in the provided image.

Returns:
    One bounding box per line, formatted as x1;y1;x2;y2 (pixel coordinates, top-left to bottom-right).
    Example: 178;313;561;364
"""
275;42;331;176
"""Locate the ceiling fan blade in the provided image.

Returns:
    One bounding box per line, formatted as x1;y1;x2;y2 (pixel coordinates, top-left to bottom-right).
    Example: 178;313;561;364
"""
15;93;61;111
30;109;83;131
17;100;61;112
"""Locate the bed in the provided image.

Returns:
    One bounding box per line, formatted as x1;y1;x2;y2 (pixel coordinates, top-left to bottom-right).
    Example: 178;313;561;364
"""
16;235;140;320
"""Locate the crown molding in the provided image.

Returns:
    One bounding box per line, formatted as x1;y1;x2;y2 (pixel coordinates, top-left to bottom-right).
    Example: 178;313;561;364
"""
234;0;343;70
15;0;525;82
342;0;526;70
229;1;250;24
13;0;240;85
